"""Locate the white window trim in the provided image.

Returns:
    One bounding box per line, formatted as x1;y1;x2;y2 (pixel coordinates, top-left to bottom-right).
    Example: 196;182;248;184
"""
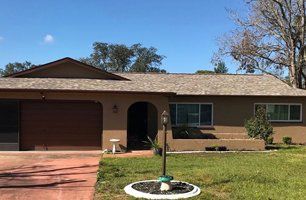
254;103;302;122
169;102;214;127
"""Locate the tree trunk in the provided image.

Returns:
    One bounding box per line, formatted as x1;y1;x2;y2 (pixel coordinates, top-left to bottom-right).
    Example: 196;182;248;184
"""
297;68;303;88
301;0;306;88
291;74;297;88
290;53;298;88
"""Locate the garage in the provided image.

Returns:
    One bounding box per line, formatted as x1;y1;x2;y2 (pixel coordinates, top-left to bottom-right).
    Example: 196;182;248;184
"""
20;101;102;150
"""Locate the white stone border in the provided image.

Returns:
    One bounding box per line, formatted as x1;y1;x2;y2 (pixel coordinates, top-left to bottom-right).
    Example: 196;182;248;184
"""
124;180;201;199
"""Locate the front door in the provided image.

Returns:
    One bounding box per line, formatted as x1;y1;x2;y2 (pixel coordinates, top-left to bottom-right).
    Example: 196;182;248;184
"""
127;102;148;150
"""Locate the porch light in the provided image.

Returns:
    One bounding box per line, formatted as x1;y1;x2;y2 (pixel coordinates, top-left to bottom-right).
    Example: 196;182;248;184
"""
40;92;46;101
112;104;118;113
161;111;169;125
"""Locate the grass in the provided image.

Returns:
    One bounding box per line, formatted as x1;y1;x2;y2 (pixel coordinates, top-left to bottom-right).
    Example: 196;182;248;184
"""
95;146;306;200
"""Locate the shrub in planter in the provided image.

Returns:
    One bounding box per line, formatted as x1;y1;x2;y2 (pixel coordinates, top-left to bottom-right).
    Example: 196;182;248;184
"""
245;106;273;144
282;136;292;145
153;148;162;156
205;145;227;151
172;124;191;139
144;136;162;156
266;136;274;145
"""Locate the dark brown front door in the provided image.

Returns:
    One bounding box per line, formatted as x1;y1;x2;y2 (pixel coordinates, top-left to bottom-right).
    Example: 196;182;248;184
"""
20;101;102;150
127;102;148;150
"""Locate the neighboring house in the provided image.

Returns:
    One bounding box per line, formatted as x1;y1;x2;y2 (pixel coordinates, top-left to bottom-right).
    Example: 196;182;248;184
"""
0;57;305;151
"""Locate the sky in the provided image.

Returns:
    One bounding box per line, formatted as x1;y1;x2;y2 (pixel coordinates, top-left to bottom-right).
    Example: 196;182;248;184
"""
0;0;247;73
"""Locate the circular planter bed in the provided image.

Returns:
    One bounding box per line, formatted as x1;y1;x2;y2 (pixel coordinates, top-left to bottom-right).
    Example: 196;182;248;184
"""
124;180;200;199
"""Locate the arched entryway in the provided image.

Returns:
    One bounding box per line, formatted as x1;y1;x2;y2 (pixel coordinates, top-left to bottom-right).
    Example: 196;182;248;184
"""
127;102;158;150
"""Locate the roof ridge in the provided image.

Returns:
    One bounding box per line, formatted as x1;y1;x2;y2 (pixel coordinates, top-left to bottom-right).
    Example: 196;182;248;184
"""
115;72;264;76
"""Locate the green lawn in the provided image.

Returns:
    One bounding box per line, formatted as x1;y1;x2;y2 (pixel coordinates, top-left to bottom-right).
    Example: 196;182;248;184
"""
95;146;306;200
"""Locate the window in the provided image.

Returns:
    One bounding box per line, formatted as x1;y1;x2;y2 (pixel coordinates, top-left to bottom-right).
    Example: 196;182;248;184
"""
255;103;302;122
169;103;213;126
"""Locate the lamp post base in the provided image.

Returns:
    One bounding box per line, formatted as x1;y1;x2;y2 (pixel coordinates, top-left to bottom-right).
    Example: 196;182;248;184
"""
159;175;173;191
160;181;172;191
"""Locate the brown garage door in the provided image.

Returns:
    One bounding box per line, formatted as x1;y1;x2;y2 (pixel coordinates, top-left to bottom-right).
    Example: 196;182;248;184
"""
20;101;102;150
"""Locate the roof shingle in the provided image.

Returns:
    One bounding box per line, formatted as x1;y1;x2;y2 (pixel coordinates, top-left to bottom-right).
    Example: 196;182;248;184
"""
115;73;306;96
0;73;306;96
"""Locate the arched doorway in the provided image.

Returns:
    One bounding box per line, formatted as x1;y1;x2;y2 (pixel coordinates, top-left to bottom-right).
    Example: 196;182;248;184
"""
127;102;158;150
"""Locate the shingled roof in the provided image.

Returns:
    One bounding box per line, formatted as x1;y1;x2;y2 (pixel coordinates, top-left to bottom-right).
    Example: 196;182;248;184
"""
115;73;306;96
0;72;306;96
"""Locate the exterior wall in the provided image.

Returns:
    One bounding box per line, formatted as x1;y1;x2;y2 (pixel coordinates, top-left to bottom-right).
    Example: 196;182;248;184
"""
0;91;170;151
0;91;305;152
169;96;306;144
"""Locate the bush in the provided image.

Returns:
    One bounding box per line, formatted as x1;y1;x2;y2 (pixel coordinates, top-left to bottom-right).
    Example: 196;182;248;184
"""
205;145;227;151
216;146;227;151
245;106;273;144
283;136;292;145
172;124;191;139
266;136;274;144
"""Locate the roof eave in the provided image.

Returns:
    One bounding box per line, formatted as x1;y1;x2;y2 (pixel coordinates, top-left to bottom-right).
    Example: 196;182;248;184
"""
0;88;176;96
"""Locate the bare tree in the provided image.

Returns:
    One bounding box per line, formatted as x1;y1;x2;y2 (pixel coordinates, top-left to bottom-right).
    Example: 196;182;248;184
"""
215;0;305;88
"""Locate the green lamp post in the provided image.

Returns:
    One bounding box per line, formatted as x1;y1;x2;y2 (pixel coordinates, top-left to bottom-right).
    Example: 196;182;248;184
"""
159;110;173;191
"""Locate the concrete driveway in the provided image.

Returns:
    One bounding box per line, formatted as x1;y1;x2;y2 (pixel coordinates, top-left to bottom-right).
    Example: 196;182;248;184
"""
0;151;101;200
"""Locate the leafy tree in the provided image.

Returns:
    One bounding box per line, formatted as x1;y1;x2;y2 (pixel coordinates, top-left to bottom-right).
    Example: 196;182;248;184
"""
215;0;306;88
195;70;215;74
196;61;228;74
80;42;166;72
81;42;110;70
130;44;165;72
108;44;134;72
214;61;228;74
245;105;273;144
80;42;134;72
0;61;35;76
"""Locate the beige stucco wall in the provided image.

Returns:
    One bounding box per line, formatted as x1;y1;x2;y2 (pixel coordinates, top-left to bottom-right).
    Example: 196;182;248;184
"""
169;96;306;144
0;91;305;152
0;91;171;151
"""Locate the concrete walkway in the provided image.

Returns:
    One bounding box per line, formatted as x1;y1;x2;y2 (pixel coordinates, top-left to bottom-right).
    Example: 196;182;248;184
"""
0;151;101;200
102;150;153;158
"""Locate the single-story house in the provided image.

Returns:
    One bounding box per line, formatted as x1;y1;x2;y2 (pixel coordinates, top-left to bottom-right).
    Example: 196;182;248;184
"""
0;57;305;151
